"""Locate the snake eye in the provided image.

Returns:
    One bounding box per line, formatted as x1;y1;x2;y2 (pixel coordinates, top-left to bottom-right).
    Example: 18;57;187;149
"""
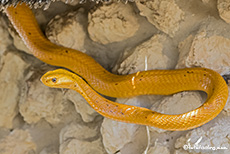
52;78;57;83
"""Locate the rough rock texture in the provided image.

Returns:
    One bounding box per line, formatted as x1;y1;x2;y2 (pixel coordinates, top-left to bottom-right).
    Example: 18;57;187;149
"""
0;129;36;154
88;2;140;44
0;52;29;128
202;0;211;4
1;0;230;154
0;17;11;55
175;116;230;154
151;92;203;115
150;91;204;133
136;0;184;37
19;78;68;124
60;121;100;142
59;121;106;154
60;138;105;154
7;28;31;54
223;87;230;114
65;90;99;122
101;119;148;154
147;143;170;154
60;0;80;6
217;0;230;23
113;34;177;74
101;98;150;154
46;8;87;52
176;29;230;74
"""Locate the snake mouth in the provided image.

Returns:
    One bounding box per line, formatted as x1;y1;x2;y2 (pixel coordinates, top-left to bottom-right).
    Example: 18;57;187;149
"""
40;73;51;86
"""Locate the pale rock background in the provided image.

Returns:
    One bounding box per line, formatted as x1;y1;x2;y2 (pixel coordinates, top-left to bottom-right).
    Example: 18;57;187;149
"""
65;90;99;122
0;0;230;154
0;52;29;128
136;0;185;37
46;8;87;52
217;0;230;23
0;129;36;154
88;2;140;44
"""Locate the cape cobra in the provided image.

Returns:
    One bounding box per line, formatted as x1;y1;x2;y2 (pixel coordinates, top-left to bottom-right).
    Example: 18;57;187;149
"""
4;3;229;130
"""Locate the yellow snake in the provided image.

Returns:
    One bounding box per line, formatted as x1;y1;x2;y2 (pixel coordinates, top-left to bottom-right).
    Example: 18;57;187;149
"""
5;3;229;131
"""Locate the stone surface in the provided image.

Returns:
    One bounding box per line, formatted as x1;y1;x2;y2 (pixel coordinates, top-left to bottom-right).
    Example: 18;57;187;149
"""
152;92;203;115
59;120;105;153
1;1;230;154
136;0;184;37
19;76;67;124
101;98;149;154
46;8;87;52
0;16;11;55
60;0;80;6
59;121;100;142
147;143;170;154
88;2;140;44
174;116;230;154
113;34;177;74
0;129;36;154
0;52;29;128
101;119;148;154
60;138;105;154
65;90;99;122
223;87;230;115
7;28;31;54
150;91;204;133
176;19;230;74
217;0;230;23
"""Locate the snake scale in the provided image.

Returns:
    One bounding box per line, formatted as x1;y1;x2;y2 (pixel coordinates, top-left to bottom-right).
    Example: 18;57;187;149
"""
5;3;229;131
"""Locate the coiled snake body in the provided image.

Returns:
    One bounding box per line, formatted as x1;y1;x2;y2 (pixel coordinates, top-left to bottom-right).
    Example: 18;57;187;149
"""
5;3;229;131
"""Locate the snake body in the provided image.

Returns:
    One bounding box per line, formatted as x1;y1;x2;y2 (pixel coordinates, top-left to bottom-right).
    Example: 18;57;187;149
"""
5;3;229;130
41;68;228;131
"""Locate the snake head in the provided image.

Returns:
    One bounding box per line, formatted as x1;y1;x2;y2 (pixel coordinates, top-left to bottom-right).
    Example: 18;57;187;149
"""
41;69;76;89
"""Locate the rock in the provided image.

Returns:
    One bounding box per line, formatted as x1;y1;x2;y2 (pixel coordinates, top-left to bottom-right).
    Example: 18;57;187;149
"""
152;92;203;115
136;0;184;37
0;129;36;154
59;119;105;153
202;0;210;3
113;34;177;75
45;7;112;67
60;138;106;154
173;149;190;154
0;52;29;128
59;121;100;142
88;3;140;44
65;90;99;122
174;116;230;154
19;74;67;124
39;147;58;154
223;87;230;115
0;16;11;55
101;97;149;154
60;0;80;6
150;91;203;133
7;28;31;54
28;120;68;154
217;0;230;23
147;143;170;154
46;8;87;52
176;18;230;74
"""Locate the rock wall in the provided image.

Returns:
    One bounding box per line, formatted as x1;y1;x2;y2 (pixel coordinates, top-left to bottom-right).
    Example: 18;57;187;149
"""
0;0;230;153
